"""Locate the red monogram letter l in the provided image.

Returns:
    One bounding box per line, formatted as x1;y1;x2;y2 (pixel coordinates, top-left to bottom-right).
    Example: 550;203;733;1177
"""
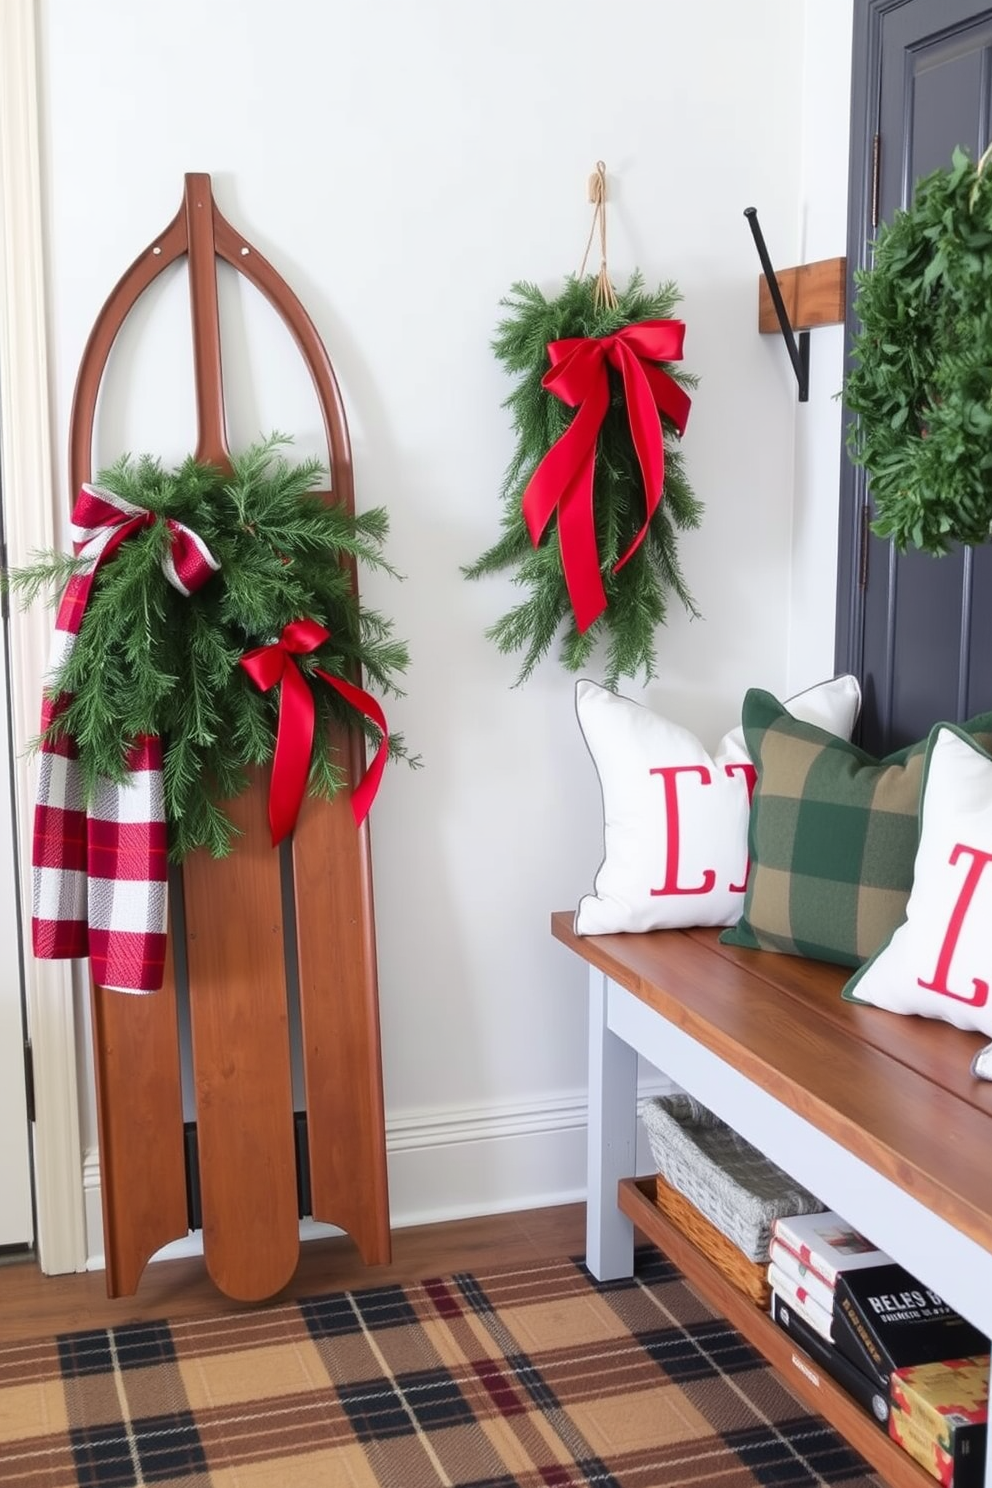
917;842;992;1007
650;766;715;896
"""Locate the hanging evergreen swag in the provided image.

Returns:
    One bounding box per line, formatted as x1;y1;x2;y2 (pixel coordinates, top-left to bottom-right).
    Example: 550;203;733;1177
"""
466;161;700;686
465;271;701;686
845;145;992;555
12;437;413;861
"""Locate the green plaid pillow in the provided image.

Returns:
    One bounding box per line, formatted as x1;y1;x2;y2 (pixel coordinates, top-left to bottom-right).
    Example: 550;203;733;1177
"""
720;690;992;968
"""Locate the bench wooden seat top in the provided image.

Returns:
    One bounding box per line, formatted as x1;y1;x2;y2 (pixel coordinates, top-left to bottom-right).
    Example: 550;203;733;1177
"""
551;911;992;1258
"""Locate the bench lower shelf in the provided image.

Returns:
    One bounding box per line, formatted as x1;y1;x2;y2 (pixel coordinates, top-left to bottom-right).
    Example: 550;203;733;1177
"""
619;1177;933;1488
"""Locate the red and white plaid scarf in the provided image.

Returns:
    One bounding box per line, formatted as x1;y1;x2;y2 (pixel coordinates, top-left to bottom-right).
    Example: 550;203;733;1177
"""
31;485;219;993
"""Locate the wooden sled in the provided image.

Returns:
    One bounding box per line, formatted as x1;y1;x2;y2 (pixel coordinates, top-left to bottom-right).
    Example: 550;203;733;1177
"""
69;174;390;1301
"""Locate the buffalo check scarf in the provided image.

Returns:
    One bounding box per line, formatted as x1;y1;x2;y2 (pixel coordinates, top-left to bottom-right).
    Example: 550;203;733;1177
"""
31;485;219;994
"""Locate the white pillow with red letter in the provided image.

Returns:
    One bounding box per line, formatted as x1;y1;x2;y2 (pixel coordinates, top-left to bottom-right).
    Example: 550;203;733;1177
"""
843;725;992;1045
574;674;862;935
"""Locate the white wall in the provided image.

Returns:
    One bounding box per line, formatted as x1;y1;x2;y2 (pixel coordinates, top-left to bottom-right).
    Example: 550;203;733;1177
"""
789;0;855;690
35;0;855;1257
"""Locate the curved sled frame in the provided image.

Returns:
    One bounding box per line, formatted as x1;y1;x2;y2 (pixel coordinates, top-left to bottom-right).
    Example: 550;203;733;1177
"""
70;174;390;1301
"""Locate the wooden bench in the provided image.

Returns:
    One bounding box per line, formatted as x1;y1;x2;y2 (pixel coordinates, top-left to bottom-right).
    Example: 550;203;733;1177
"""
552;911;992;1488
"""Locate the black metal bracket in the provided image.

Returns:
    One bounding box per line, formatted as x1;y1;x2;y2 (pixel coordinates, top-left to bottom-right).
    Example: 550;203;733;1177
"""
744;207;810;402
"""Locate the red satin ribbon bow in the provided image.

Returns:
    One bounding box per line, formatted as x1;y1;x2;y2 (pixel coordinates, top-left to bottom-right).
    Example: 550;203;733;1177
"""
71;482;220;597
521;320;692;633
240;618;388;845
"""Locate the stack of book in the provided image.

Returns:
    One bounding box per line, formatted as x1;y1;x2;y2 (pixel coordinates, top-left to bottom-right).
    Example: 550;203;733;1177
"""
768;1210;990;1485
769;1210;893;1428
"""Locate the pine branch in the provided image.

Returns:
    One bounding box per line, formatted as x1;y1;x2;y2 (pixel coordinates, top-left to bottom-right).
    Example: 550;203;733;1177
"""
4;550;91;607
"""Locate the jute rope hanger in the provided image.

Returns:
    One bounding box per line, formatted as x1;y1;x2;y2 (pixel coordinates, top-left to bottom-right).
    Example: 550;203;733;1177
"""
578;160;619;311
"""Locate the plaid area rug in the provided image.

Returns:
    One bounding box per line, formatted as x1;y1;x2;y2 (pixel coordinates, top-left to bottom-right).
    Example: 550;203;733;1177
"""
1;1249;883;1488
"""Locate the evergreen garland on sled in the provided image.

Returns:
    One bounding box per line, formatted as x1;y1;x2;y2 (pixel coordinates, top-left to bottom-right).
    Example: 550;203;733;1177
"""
10;437;415;860
465;273;701;687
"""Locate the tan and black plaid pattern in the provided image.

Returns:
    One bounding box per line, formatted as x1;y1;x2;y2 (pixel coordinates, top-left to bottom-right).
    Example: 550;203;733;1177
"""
0;1250;884;1488
723;689;992;968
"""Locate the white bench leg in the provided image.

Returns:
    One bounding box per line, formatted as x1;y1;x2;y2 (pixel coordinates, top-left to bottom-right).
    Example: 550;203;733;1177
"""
586;967;637;1280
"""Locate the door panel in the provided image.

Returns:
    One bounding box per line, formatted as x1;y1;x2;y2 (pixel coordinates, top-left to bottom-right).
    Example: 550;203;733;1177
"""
839;1;992;754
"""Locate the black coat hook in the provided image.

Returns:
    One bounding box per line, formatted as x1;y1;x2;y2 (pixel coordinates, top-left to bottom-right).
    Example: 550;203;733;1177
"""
744;207;810;402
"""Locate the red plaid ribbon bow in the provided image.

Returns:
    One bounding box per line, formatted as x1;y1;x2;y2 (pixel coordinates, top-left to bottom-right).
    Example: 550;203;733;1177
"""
31;485;219;993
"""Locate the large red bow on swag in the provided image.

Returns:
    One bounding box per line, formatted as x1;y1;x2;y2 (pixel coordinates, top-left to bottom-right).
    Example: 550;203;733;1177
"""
240;619;388;846
521;320;692;633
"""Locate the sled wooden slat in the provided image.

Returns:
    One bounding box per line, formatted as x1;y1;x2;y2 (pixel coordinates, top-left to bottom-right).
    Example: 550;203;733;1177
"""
91;935;188;1297
294;729;389;1263
68;172;391;1299
183;778;299;1301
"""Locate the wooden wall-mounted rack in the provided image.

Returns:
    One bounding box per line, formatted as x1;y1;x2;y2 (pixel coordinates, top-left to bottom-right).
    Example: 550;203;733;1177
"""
745;207;846;402
70;174;391;1302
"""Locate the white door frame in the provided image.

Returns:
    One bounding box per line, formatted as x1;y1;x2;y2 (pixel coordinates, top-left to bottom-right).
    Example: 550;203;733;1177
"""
0;0;86;1273
0;604;32;1246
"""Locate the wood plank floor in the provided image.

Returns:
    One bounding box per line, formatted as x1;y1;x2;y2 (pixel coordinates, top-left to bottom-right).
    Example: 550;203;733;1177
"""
0;1203;587;1343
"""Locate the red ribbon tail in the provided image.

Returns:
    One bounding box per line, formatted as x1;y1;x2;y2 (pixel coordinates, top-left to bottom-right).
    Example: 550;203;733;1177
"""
315;669;388;825
269;662;315;846
557;464;608;633
521;389;604;548
640;358;692;439
522;374;610;632
613;344;666;573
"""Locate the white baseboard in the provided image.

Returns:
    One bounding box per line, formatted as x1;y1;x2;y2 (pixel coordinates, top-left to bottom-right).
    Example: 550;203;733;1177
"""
82;1077;676;1272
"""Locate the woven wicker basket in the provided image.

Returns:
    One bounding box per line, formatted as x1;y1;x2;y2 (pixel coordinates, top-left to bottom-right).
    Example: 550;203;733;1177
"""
648;1172;772;1307
641;1093;824;1262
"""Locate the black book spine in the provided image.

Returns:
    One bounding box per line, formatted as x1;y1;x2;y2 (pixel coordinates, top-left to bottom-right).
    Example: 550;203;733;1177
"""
772;1292;890;1430
832;1265;989;1390
832;1285;891;1390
